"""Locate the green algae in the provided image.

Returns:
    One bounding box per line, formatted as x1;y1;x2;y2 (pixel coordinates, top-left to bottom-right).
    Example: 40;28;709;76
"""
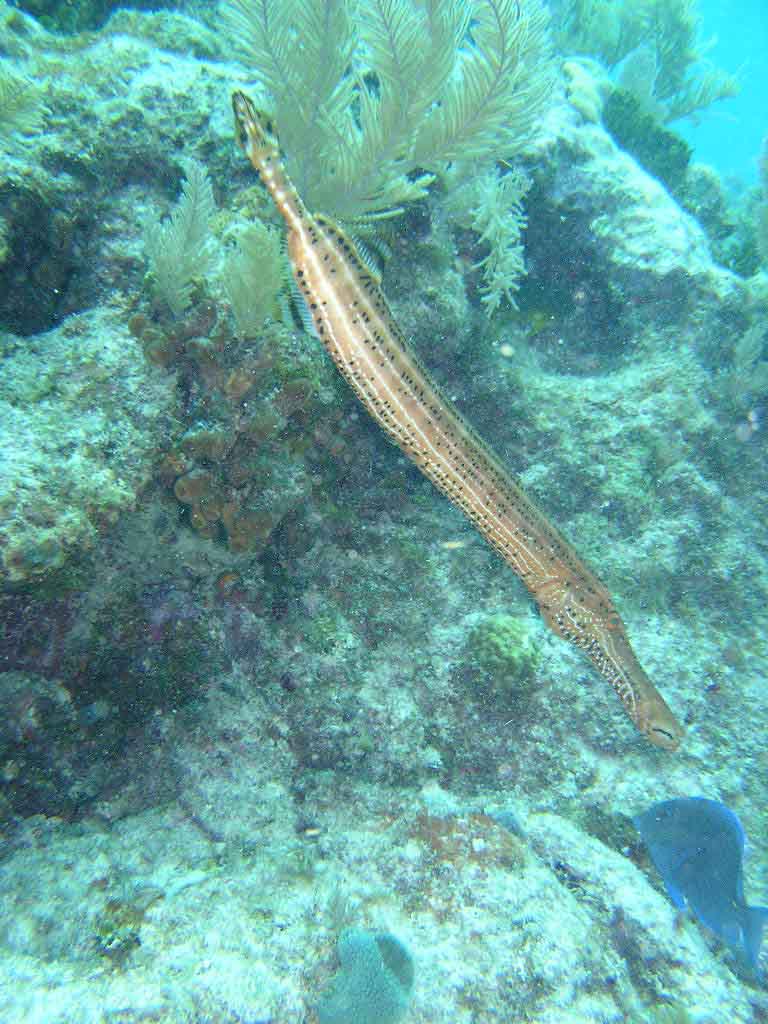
603;88;692;193
640;1005;695;1024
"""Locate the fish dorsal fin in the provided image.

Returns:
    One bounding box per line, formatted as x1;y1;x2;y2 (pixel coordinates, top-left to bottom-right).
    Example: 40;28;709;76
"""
315;214;383;286
346;219;394;279
351;227;394;279
349;235;383;283
276;234;310;334
289;276;318;338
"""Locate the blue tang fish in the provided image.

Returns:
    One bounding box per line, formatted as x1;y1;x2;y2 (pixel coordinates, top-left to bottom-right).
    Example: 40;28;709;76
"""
633;797;768;970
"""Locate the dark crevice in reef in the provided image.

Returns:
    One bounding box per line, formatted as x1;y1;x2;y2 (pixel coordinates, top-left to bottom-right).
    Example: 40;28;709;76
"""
12;0;181;34
0;184;87;335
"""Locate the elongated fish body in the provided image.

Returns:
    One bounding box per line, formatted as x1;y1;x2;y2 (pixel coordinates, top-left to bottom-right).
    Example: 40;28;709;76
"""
232;91;683;751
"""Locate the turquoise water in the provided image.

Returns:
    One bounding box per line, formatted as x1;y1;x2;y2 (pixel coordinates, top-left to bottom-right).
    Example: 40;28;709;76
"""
679;0;768;183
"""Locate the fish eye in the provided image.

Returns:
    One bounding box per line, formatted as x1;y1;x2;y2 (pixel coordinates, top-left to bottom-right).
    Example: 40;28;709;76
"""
649;724;681;750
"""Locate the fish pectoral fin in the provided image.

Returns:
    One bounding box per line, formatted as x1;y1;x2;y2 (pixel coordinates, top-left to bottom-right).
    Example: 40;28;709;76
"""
290;279;320;339
663;880;687;911
720;918;743;947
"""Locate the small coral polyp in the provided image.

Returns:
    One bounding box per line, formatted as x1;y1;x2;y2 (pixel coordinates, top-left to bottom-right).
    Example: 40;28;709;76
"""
465;613;542;705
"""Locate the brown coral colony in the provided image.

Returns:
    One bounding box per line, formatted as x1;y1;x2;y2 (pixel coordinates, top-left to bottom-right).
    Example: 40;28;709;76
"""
129;312;347;554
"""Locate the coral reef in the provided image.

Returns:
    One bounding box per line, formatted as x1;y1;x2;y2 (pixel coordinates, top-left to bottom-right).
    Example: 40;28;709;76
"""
129;308;350;555
461;613;542;708
679;163;762;279
0;2;224;335
0;671;80;820
13;0;180;33
0;3;766;1023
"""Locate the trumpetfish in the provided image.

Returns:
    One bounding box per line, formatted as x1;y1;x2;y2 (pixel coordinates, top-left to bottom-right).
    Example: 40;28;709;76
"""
231;91;683;751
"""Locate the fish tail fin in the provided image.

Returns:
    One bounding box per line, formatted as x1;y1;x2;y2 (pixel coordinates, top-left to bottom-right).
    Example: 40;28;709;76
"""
742;905;768;971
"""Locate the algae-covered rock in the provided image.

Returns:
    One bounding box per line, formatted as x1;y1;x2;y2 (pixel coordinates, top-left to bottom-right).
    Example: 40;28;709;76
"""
519;98;742;358
0;671;109;822
0;3;229;336
14;0;179;34
0;308;178;585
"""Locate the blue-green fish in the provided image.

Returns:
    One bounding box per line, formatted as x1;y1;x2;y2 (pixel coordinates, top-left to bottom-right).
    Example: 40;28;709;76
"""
634;797;768;971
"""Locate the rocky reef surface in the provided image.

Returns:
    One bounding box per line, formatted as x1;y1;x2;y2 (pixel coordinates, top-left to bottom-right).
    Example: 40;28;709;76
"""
0;4;767;1023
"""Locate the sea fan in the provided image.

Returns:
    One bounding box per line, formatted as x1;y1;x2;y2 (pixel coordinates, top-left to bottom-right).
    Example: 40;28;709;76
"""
220;0;554;219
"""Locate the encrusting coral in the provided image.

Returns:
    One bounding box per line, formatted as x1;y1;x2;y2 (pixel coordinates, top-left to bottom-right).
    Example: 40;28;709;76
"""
0;309;176;584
